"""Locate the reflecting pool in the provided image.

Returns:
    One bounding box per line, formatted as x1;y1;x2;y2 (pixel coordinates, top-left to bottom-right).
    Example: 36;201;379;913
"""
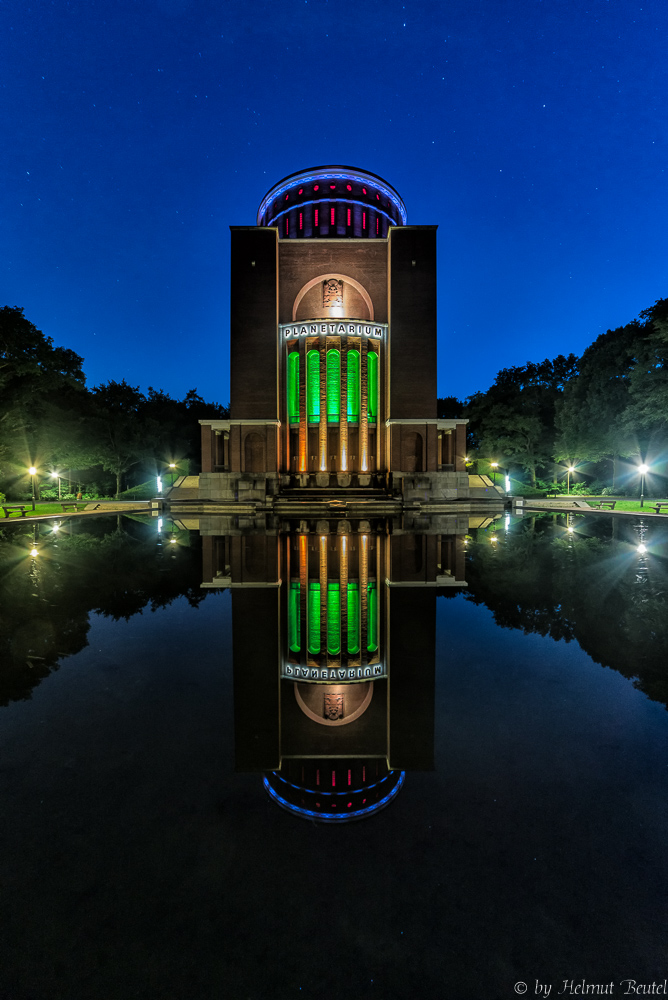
1;511;667;998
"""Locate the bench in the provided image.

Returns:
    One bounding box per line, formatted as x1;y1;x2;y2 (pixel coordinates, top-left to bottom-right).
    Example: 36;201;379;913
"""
60;502;90;511
651;502;668;514
1;504;32;517
588;500;617;509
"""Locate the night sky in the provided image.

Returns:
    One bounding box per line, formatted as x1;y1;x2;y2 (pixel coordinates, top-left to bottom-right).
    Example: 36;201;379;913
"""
2;0;667;405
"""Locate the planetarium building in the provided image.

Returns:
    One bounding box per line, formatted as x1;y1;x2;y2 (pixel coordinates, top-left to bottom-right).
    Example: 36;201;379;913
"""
197;165;477;504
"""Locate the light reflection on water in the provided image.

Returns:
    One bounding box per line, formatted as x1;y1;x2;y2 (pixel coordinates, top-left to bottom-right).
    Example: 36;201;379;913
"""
0;511;667;998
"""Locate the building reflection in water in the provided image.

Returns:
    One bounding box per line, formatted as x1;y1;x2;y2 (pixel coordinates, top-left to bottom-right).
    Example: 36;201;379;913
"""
200;513;482;822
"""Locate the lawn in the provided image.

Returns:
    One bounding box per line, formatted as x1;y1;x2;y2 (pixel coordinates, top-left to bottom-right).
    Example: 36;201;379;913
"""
522;496;668;513
592;498;668;513
0;503;72;519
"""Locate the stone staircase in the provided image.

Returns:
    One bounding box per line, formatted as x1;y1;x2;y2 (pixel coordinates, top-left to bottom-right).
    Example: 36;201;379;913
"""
166;475;201;500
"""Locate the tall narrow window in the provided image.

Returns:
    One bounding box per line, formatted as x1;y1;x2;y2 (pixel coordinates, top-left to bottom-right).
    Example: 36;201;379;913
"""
286;217;289;235
299;212;303;230
347;581;360;654
376;217;379;235
367;580;378;652
347;350;360;422
287;351;299;424
347;208;351;227
363;211;366;229
326;349;340;422
288;581;300;652
330;207;335;226
327;581;341;655
307;581;320;655
306;349;320;422
315;208;319;226
367;350;378;422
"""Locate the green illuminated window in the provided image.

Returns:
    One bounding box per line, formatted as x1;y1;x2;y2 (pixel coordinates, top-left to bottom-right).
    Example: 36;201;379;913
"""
367;581;378;652
307;350;320;422
347;580;360;654
327;581;341;654
288;581;300;652
326;350;340;422
368;350;378;422
347;350;360;422
287;352;299;424
307;581;320;654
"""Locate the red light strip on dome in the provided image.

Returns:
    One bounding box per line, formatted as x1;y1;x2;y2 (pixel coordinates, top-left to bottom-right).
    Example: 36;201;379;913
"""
264;199;399;232
256;170;407;225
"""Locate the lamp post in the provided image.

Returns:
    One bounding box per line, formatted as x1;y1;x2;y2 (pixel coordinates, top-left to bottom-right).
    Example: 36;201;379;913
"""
169;463;176;487
567;466;575;495
28;466;37;510
638;463;649;508
491;462;498;485
50;471;62;499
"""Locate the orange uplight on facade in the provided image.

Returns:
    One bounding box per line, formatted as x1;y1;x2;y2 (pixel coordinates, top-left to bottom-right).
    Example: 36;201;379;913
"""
198;164;470;497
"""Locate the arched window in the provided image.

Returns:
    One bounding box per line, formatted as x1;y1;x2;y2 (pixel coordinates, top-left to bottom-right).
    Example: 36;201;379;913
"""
347;350;360;422
404;431;423;473
307;349;320;422
287;351;299;424
367;350;378;421
244;432;265;472
326;349;340;422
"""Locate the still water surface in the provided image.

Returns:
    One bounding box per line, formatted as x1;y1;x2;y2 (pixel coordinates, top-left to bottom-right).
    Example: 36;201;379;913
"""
1;512;667;999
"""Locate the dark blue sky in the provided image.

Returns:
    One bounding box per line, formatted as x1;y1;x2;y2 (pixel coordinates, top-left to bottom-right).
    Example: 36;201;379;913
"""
2;0;666;404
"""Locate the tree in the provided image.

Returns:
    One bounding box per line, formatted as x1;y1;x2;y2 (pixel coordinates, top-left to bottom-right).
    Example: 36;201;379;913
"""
623;299;668;441
0;306;86;480
465;355;578;484
555;322;640;480
88;380;156;497
437;396;465;419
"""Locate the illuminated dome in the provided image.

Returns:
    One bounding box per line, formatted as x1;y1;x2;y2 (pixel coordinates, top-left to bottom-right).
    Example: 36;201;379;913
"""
257;165;407;239
264;758;404;823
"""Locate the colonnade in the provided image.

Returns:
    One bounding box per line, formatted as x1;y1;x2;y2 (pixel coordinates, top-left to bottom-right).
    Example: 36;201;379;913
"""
286;530;380;670
286;337;380;474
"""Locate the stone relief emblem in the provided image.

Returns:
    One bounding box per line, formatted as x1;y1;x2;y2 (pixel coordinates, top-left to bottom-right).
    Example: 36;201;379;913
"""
323;279;343;310
324;692;344;720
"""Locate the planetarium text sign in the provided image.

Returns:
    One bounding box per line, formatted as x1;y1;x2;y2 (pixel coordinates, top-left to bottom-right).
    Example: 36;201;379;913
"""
280;321;386;340
282;663;387;683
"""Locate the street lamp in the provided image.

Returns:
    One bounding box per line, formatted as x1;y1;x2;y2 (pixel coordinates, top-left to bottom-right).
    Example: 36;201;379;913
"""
28;466;37;510
567;466;576;495
491;462;498;485
638;463;649;508
50;471;62;499
169;463;176;487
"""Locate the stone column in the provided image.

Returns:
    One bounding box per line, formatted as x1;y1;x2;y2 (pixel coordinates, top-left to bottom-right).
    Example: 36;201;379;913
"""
360;340;369;475
201;423;214;473
318;340;327;476
339;343;348;474
340;533;348;666
319;533;328;663
360;530;368;666
299;530;308;667
298;339;307;474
